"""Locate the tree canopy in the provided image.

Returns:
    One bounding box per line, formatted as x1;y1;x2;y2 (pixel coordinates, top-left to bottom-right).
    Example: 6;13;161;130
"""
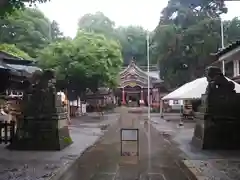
152;0;240;88
77;12;148;65
4;2;240;92
78;12;116;38
1;8;145;95
0;8;63;58
115;26;148;65
38;31;123;94
0;0;50;17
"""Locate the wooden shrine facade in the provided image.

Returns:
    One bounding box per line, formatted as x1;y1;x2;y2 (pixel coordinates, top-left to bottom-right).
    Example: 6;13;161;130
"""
116;60;168;107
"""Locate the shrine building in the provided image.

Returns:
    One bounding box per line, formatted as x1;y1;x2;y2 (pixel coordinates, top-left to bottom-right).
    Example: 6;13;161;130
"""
115;60;168;106
211;40;240;84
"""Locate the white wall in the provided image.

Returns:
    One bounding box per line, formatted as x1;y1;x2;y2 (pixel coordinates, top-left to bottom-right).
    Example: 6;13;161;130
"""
168;100;183;110
169;100;183;106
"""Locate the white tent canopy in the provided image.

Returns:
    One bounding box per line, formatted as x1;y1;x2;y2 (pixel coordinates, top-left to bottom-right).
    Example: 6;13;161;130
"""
162;77;240;100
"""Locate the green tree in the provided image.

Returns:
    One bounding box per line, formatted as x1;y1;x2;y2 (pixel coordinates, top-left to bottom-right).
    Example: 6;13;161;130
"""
0;0;50;16
78;12;115;38
0;43;31;59
38;31;123;95
115;26;148;65
77;12;149;65
0;8;63;58
160;0;227;25
50;20;64;41
152;0;240;88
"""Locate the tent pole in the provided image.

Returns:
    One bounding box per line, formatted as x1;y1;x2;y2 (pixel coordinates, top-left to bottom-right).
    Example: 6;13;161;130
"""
178;101;184;127
160;99;163;118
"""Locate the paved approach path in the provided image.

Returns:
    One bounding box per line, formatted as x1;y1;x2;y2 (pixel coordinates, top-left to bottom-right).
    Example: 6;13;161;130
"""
64;107;189;180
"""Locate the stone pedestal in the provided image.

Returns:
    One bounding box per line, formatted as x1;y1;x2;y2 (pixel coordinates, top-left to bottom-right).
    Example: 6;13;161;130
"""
192;92;240;150
192;115;240;150
8;82;72;150
8;113;71;150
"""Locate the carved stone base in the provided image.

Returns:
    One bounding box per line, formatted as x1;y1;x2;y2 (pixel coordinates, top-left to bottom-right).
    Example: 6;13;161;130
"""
8;118;72;151
192;117;240;150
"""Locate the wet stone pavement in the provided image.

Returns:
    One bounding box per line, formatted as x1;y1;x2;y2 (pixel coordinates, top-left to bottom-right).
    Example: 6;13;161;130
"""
63;107;189;180
182;159;240;180
0;114;119;180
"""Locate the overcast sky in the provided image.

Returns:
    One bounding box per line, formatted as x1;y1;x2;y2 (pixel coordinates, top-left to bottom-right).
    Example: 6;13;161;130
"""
37;0;240;38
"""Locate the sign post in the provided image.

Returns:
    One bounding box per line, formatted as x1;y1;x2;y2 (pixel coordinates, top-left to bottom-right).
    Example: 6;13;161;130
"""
120;128;139;156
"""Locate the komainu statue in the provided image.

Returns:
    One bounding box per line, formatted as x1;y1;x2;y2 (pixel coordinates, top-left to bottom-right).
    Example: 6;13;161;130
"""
203;66;239;118
205;66;235;95
8;69;72;150
192;66;240;150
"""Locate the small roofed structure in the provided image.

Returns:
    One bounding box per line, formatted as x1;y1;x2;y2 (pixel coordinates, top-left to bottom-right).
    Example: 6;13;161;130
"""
211;40;240;83
0;51;42;94
0;51;42;125
86;87;115;112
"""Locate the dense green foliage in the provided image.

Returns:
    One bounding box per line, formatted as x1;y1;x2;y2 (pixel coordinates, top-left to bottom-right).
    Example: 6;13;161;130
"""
3;1;240;92
0;8;63;58
78;12;149;65
115;26;148;65
38;31;123;94
0;43;31;59
151;0;240;88
36;11;147;95
0;0;49;16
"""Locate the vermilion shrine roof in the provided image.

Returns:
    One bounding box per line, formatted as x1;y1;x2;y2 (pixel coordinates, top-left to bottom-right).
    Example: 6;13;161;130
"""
120;60;163;82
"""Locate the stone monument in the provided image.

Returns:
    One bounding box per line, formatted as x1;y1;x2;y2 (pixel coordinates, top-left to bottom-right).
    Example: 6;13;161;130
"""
8;69;72;150
192;66;240;149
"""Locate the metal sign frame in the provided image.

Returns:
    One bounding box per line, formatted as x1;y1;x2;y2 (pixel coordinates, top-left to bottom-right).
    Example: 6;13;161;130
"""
120;128;139;156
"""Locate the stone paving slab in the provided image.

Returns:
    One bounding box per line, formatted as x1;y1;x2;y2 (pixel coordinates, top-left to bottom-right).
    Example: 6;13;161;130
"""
0;158;72;180
210;159;240;180
0;114;119;180
0;129;101;180
181;159;240;180
64;107;189;180
150;115;240;180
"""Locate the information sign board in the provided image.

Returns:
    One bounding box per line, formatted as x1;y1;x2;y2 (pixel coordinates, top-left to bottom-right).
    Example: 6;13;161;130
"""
121;129;138;141
120;128;139;156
